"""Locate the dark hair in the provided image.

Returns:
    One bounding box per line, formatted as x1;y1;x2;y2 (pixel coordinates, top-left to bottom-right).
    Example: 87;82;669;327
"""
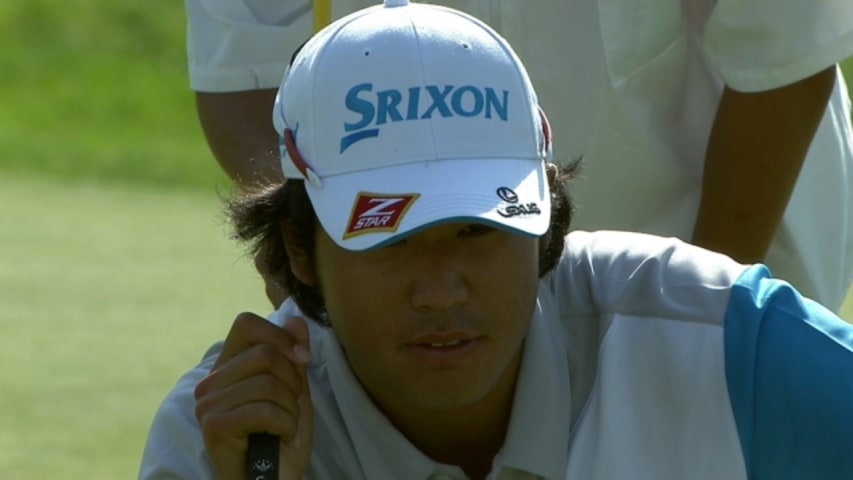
227;161;579;326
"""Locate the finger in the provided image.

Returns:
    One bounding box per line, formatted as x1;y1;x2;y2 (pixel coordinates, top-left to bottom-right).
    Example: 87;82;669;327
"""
215;312;308;370
280;315;311;364
200;400;301;445
294;390;313;450
196;343;303;398
195;372;302;420
277;389;315;479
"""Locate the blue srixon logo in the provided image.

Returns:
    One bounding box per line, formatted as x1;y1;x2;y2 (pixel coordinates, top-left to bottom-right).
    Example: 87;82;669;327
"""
340;83;509;153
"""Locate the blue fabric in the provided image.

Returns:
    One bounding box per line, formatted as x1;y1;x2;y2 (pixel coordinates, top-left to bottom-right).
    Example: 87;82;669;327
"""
724;265;853;479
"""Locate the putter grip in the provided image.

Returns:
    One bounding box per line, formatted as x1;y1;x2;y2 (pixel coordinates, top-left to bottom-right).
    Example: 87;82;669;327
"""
247;432;279;479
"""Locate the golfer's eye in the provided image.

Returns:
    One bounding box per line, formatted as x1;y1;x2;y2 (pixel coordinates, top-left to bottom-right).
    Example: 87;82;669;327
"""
458;223;494;237
385;237;407;248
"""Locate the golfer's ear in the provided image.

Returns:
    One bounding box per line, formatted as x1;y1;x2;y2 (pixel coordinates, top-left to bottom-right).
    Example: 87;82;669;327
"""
281;220;317;286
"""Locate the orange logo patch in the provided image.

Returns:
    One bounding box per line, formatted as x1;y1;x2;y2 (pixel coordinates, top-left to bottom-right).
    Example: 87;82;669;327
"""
344;192;420;239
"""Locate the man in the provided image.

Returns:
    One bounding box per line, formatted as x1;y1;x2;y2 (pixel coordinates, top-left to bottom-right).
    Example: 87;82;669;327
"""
142;2;853;478
184;0;853;311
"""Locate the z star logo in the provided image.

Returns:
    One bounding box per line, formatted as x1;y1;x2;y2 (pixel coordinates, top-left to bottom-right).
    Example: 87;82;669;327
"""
344;192;420;238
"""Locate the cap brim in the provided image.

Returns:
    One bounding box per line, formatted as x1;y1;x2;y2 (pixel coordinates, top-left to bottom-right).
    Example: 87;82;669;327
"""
306;158;550;251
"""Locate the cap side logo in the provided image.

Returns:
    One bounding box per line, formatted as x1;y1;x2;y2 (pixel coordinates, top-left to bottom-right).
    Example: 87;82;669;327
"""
496;186;541;218
344;192;420;239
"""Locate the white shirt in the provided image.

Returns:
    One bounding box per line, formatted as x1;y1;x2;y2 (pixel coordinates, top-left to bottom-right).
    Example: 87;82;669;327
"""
139;231;853;478
182;0;853;310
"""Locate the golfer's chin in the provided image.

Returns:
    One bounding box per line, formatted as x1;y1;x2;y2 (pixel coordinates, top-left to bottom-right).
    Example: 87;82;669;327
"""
382;342;521;412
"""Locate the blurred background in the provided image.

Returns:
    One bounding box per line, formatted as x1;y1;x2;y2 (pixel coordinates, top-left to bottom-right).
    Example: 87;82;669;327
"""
0;1;851;478
0;2;269;478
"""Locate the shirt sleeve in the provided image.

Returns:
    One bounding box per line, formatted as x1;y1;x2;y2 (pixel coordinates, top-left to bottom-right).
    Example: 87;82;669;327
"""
724;265;853;479
551;230;747;321
185;0;314;91
700;0;853;91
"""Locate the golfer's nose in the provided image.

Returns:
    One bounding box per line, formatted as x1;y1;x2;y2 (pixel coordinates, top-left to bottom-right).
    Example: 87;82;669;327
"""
410;247;468;311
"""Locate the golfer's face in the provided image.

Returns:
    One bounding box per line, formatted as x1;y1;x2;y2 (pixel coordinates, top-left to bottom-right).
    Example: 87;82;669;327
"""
313;221;539;416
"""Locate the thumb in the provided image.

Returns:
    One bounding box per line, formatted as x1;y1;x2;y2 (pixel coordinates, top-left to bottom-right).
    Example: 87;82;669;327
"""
281;316;311;365
279;317;314;478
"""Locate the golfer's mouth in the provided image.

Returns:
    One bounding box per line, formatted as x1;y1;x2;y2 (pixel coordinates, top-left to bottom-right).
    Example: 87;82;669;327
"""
404;333;483;365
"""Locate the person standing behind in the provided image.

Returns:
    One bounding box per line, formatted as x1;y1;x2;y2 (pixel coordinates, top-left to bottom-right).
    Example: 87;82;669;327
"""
183;0;853;311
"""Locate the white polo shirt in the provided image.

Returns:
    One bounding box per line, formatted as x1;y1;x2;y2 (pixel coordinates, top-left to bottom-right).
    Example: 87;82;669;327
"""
183;0;853;310
139;231;853;479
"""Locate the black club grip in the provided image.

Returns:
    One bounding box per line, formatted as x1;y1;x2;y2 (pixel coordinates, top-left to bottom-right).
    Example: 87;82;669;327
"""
247;432;280;479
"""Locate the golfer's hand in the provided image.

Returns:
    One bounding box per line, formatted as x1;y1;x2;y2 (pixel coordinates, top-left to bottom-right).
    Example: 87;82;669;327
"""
194;312;313;480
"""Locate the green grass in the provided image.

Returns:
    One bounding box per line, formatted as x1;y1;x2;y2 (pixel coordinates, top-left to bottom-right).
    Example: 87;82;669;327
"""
0;175;270;479
0;0;229;190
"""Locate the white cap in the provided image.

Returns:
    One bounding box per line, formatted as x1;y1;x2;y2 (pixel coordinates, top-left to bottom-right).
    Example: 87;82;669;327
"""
273;0;551;251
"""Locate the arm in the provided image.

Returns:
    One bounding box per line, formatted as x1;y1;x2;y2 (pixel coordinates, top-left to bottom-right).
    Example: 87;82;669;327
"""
184;0;315;188
691;67;836;263
195;89;283;189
